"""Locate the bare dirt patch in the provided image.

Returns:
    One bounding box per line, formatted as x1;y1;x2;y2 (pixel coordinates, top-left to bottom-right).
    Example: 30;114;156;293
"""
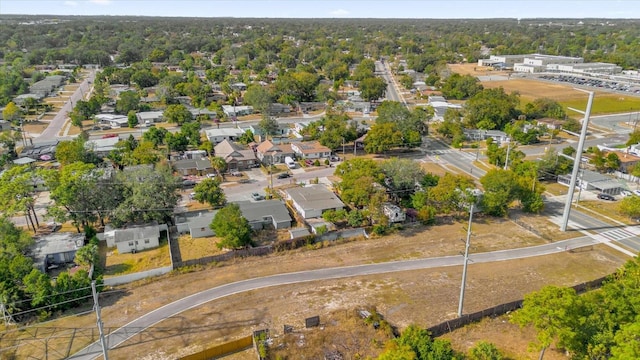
22;121;49;135
448;63;512;77
9;217;629;360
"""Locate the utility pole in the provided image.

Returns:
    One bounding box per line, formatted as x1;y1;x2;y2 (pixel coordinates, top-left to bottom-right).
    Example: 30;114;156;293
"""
561;90;594;232
92;281;109;360
458;203;474;317
504;140;511;170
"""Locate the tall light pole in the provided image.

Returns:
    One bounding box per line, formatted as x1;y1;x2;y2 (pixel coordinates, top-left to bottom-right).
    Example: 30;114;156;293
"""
504;139;511;170
458;203;474;317
560;89;594;232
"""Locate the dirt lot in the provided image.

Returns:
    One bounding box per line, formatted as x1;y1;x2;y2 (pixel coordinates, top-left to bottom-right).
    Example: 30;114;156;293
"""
482;78;587;104
5;213;630;360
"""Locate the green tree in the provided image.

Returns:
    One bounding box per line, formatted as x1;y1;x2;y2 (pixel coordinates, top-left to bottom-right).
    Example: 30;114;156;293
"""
480;169;518;217
364;122;403;154
115;90;140;114
611;322;640;360
258;115;279;139
111;163;180;227
625;129;640;147
511;286;582;359
468;341;503;360
180;121;202;146
359;77;387;102
618;195;640;218
0;165;41;232
427;173;475;216
210;203;253;249
127;110;138;128
523;98;566;120
380;158;425;199
441;73;483;100
2;101;21;123
193;178;226;208
464;87;519;130
164;103;193;125
142;126;169;148
243;84;272;114
74;243;99;266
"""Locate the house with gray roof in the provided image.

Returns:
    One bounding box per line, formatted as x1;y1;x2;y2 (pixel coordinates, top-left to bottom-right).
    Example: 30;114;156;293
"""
172;158;213;176
31;232;85;272
203;127;245;144
176;210;219;238
284;184;345;219
136;111;164;124
237;200;292;230
104;222;168;254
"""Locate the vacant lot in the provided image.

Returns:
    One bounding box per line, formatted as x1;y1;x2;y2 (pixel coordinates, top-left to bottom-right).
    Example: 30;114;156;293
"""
100;240;172;276
5;211;628;360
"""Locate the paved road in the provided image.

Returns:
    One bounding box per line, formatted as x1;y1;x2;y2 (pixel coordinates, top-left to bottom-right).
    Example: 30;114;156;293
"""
35;70;96;143
69;234;606;360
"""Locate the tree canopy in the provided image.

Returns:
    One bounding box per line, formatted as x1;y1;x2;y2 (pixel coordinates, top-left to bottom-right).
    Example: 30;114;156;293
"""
210;203;253;249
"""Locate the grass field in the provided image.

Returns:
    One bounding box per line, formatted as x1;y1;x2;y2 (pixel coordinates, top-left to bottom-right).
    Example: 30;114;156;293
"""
477;78;640;116
101;240;171;276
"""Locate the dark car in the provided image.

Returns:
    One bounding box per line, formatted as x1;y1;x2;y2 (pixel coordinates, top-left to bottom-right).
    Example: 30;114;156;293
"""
597;193;615;201
182;180;197;188
277;172;291;179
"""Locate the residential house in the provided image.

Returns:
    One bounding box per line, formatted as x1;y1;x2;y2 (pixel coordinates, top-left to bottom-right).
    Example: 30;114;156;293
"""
608;150;640;173
249;123;291;142
382;203;406;223
29;75;66;97
95;114;129;128
189;108;218;120
173;158;213;176
30;232;85;272
137;111;164;124
291;141;332;160
255;140;295;165
463;129;509;145
85;136;120;157
237;200;292;230
176;210;218;238
203;128;245;144
222;105;253;117
535;118;560;130
284;184;345;219
214;140;257;171
104;222;168;254
231;82;247;91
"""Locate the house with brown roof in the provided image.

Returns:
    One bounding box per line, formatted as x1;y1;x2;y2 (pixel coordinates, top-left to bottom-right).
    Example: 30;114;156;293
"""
291;141;331;160
255;140;295;165
213;139;257;171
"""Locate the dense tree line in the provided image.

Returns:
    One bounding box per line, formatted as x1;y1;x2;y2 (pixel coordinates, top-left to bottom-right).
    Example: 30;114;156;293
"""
1;16;639;107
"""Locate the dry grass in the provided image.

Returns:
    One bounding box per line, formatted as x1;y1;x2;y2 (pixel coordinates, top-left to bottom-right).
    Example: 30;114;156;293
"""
176;234;222;261
22;121;50;134
7;214;631;359
574;200;631;224
448;63;512;77
482;79;587;104
102;241;171;276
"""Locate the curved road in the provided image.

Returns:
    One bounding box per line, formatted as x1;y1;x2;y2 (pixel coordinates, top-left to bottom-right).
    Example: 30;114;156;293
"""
69;235;603;359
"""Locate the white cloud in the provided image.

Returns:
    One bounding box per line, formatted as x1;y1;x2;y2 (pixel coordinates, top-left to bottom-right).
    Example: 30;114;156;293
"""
88;0;113;5
330;9;350;17
64;1;79;6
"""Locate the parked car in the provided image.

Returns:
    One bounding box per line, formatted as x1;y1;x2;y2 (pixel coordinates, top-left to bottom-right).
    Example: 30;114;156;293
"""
277;172;291;179
101;133;118;139
251;192;264;201
633;190;640;196
182;180;197;188
597;193;615;201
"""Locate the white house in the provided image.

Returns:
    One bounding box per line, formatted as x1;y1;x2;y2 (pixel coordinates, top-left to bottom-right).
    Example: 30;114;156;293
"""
95;114;129;128
291;141;332;160
203;127;246;144
284;184;345;219
176;211;218;239
136;111;164;124
104;223;167;254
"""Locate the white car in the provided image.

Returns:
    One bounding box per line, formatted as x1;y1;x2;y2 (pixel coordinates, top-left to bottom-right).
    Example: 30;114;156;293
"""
633;190;640;196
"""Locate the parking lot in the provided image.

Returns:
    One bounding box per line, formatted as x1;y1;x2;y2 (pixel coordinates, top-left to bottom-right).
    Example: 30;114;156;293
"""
538;74;640;94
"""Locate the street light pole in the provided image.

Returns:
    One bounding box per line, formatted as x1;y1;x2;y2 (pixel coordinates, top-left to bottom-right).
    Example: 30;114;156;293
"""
561;89;594;232
504;140;511;170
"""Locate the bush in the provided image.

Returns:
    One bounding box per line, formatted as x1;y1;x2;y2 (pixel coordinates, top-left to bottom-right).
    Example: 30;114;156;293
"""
314;159;321;166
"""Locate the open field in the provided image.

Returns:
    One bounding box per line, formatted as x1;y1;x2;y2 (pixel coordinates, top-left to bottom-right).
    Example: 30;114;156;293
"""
563;94;640;116
176;234;222;261
448;63;512;77
3;210;628;359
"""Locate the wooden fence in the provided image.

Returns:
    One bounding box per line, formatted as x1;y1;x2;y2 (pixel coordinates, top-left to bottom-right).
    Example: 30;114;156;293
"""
428;275;609;337
178;335;253;360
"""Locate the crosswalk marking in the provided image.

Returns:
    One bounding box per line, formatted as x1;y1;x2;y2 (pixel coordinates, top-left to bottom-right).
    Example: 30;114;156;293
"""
597;228;636;241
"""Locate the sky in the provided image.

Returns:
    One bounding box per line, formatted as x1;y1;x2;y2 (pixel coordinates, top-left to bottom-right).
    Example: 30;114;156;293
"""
1;0;639;19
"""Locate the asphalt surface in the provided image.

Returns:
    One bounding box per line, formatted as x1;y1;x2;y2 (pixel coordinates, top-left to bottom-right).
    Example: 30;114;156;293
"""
35;70;96;143
68;234;605;360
